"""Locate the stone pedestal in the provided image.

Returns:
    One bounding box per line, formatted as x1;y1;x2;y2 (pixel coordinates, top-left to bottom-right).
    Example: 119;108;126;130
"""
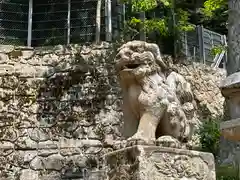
103;146;216;180
220;72;240;140
220;72;240;119
220;118;240;141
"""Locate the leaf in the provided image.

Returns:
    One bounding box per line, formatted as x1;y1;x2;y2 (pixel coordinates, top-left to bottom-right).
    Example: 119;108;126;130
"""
160;0;170;7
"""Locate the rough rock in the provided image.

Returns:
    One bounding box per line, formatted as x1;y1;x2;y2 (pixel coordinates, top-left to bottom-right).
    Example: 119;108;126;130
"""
19;169;38;180
44;154;64;170
171;60;226;119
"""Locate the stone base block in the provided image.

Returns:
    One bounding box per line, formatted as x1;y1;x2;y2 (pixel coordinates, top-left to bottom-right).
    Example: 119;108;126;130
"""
104;145;216;180
220;118;240;141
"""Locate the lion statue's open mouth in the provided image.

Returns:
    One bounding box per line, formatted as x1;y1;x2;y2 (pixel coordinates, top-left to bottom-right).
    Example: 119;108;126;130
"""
120;63;142;71
114;41;198;148
115;41;167;79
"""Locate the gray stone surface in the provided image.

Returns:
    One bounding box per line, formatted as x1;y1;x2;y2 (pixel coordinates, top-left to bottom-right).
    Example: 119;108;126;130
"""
19;169;38;180
219;68;240;165
227;0;240;76
220;71;240;89
220;72;240;121
104;145;216;180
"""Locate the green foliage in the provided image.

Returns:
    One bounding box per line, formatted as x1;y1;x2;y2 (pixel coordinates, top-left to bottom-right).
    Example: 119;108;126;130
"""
197;118;221;157
199;0;227;35
129;17;169;36
210;45;227;56
197;117;240;180
132;0;158;12
176;9;195;32
121;0;170;12
121;0;172;38
119;0;227;55
216;165;240;180
144;19;169;35
120;0;199;43
202;0;226;18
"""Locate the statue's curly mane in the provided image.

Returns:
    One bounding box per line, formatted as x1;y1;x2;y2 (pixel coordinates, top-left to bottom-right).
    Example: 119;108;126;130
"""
115;41;167;76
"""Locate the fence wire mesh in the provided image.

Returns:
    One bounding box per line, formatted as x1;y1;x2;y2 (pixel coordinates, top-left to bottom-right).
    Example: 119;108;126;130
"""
0;0;108;46
0;0;29;45
32;0;106;46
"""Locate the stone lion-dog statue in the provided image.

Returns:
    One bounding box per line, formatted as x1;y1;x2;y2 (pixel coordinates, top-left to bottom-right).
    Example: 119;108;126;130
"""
115;41;198;148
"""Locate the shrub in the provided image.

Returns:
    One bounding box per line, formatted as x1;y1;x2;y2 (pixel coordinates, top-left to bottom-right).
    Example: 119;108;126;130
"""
197;118;240;179
197;118;221;157
216;165;239;180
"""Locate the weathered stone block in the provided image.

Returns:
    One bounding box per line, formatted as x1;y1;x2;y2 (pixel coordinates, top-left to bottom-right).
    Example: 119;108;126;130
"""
15;138;38;149
220;118;240;141
44;154;64;170
38;171;61;180
0;65;15;75
104;145;216;180
58;138;102;148
220;71;240;119
30;156;45;170
29;128;50;142
59;147;82;156
38;140;58;149
30;154;64;171
0;53;9;63
0;45;14;54
19;169;38;180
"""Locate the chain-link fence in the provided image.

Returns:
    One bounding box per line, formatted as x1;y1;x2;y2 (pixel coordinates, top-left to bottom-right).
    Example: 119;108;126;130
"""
0;0;124;47
0;0;29;45
32;0;105;46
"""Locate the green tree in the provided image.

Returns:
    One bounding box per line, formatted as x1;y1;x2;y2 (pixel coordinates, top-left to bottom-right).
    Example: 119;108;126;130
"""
120;0;227;55
121;0;194;37
200;0;227;34
202;0;226;18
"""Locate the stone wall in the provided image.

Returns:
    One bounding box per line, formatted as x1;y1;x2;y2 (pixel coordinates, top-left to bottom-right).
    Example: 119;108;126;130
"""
172;61;226;119
0;43;122;180
0;43;226;179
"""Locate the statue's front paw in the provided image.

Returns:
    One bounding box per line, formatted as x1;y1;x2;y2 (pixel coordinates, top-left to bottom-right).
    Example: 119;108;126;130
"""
126;134;155;147
156;136;182;148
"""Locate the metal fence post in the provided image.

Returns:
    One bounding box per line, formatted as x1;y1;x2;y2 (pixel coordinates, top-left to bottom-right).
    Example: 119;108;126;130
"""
139;12;146;41
67;0;71;45
122;3;125;24
197;25;205;64
223;35;227;69
27;0;33;47
105;0;112;42
185;31;188;58
96;0;102;44
193;46;196;61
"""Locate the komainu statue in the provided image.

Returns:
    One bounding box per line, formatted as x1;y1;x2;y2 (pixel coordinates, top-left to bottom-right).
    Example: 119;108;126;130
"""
115;41;198;148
